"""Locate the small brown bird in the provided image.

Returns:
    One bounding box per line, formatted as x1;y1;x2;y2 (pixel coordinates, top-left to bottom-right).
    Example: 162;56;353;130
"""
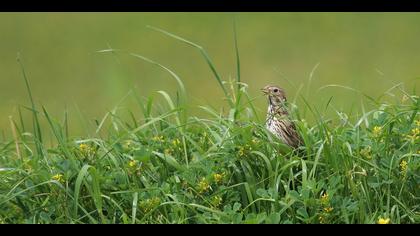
261;85;303;149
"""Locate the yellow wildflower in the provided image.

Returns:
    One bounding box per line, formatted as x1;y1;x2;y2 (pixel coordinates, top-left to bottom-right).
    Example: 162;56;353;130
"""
197;178;211;194
405;128;420;142
139;197;160;213
128;160;137;168
212;196;223;207
79;143;94;156
52;174;64;183
377;218;390;224
415;120;420;127
324;207;334;213
152;136;164;142
164;149;172;156
79;143;88;151
412;128;420;136
320;193;329;205
172;138;181;146
360;146;372;159
213;173;225;184
238;147;245;157
400;160;408;172
372;126;382;137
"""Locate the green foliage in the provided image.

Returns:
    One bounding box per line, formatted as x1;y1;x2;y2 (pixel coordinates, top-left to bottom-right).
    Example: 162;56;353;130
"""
0;28;419;224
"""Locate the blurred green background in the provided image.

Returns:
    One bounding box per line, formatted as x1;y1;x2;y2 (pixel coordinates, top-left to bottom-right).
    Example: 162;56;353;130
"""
0;13;419;136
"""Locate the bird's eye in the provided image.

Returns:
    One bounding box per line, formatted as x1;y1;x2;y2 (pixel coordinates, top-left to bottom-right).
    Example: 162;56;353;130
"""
273;89;278;93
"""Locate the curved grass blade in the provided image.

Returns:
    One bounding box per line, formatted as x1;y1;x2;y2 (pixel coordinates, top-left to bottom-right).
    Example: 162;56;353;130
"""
74;164;91;218
147;25;233;108
130;53;186;100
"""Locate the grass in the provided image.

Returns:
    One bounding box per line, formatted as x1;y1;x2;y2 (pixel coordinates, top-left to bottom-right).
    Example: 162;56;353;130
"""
0;27;419;224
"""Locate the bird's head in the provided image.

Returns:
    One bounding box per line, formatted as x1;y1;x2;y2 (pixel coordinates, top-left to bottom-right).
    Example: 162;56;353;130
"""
261;85;287;106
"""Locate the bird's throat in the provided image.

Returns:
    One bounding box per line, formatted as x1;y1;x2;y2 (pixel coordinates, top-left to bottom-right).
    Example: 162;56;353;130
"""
268;103;288;117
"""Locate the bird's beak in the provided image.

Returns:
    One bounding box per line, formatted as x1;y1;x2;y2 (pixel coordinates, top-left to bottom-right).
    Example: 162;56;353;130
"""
261;87;269;95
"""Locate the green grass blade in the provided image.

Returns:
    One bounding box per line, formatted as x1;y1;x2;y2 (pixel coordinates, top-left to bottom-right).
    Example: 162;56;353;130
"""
16;53;43;154
147;25;233;107
74;164;91;218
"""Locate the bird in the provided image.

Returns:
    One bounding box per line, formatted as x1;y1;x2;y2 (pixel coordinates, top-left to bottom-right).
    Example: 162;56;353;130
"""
261;85;303;149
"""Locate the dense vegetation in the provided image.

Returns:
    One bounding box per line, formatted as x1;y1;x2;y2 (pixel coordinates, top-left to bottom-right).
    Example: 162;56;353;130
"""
1;27;419;224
